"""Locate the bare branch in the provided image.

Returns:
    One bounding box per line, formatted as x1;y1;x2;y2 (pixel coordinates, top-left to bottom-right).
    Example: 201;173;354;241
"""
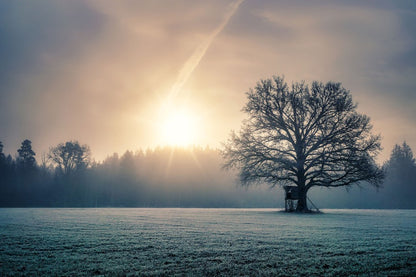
222;76;384;211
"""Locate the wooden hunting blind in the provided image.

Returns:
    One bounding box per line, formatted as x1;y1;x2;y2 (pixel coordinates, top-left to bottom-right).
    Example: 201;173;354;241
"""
283;185;320;212
283;185;299;212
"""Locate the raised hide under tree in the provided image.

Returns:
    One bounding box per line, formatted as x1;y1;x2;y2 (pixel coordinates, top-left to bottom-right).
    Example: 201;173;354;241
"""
283;186;299;212
222;76;384;213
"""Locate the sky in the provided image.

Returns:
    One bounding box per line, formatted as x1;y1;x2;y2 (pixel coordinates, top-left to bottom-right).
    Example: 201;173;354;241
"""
1;0;415;162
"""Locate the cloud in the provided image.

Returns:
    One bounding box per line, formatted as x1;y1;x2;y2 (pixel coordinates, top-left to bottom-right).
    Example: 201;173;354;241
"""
185;1;416;161
167;0;244;101
0;0;415;162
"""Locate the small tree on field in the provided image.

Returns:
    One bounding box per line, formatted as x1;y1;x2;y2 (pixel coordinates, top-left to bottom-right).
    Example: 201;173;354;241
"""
222;76;384;212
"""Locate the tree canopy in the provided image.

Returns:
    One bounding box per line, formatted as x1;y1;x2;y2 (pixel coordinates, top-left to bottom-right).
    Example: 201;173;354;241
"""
223;76;384;211
386;142;415;171
49;141;91;176
17;139;36;170
382;142;416;208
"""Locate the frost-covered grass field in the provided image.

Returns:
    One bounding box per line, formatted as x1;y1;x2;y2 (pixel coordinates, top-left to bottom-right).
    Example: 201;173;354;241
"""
1;208;415;276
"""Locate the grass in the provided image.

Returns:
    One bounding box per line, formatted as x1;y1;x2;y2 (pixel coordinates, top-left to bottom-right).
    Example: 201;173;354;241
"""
1;208;415;276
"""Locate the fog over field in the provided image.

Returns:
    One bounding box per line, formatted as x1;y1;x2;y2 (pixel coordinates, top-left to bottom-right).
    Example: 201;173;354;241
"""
1;0;416;210
1;144;415;209
1;208;415;276
1;0;416;276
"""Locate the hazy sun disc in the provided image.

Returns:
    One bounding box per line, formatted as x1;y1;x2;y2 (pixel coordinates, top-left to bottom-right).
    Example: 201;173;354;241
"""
160;111;198;146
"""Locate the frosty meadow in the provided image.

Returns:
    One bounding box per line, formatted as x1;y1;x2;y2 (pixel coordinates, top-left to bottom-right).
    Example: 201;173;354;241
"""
1;1;416;275
1;208;416;276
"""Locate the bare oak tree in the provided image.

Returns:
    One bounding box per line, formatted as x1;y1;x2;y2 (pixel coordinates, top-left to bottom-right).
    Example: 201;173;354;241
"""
222;76;384;212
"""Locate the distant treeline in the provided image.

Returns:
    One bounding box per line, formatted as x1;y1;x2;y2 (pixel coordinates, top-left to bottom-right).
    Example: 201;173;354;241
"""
0;140;277;207
312;141;416;209
0;140;415;208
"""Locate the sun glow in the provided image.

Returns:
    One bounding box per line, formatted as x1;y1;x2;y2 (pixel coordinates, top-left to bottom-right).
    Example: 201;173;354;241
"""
160;110;199;146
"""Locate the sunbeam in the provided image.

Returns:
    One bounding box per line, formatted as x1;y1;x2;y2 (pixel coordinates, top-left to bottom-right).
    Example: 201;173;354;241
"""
167;0;244;102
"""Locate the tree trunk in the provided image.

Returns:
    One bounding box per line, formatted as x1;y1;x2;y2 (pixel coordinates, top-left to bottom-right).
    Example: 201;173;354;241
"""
296;187;309;212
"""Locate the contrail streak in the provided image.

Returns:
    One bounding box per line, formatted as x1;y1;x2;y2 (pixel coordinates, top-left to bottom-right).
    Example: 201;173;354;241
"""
168;0;244;100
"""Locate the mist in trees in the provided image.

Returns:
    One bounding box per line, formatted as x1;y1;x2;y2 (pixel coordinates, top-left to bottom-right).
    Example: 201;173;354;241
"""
17;139;36;171
223;76;384;211
303;141;416;209
0;140;277;207
381;142;416;208
0;138;415;208
49;141;91;176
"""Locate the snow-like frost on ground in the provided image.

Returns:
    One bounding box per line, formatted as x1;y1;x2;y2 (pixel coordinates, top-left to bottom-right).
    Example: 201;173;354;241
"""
1;208;415;276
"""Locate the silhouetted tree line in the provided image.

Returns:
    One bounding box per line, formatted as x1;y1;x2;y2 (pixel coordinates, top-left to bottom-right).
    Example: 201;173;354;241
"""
0;139;415;208
381;142;416;208
0;140;276;207
308;141;416;209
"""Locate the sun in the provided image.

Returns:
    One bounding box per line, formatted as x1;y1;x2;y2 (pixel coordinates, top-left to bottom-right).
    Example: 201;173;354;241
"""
160;110;198;146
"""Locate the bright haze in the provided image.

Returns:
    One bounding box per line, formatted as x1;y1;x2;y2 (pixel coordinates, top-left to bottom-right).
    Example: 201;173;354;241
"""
1;0;415;161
